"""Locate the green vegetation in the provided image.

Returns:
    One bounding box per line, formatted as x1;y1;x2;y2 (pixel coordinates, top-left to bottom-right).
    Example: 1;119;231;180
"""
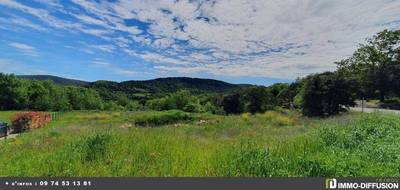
0;111;399;176
0;74;103;111
301;72;356;116
131;110;192;126
1;29;398;117
146;90;204;112
0;29;399;177
18;75;88;86
337;29;400;102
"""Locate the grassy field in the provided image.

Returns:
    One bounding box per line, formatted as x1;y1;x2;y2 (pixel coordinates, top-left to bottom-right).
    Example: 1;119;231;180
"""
0;110;399;177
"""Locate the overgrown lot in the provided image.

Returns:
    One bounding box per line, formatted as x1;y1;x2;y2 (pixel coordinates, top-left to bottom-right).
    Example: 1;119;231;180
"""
0;110;398;177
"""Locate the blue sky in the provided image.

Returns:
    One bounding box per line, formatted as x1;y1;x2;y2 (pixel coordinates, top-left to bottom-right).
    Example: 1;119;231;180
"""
0;0;399;85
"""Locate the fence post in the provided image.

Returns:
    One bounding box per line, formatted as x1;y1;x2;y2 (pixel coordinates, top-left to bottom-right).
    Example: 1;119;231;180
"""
51;112;57;121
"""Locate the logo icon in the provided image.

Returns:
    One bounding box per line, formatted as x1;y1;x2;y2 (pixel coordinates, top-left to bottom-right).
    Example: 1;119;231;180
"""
326;178;337;189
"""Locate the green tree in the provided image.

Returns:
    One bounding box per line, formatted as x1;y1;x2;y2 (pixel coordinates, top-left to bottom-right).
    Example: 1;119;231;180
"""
267;83;290;108
52;86;72;111
0;73;27;110
66;86;103;110
27;81;53;111
222;94;243;114
301;72;356;117
243;87;273;114
337;29;400;101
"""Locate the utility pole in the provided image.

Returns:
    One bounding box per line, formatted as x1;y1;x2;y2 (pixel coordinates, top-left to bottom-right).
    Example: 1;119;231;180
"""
360;91;365;113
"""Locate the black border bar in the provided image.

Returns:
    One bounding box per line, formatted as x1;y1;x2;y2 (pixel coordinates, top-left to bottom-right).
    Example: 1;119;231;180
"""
0;177;325;190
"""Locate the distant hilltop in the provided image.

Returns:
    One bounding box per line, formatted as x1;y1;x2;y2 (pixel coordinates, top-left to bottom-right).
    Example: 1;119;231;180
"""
17;75;88;86
17;75;253;95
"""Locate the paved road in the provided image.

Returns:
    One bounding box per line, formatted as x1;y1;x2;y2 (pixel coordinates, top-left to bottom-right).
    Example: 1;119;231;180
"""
0;134;17;141
350;107;400;114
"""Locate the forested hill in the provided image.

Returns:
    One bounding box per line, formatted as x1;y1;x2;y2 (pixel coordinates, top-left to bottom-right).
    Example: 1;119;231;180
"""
18;75;89;86
89;77;242;95
18;75;246;95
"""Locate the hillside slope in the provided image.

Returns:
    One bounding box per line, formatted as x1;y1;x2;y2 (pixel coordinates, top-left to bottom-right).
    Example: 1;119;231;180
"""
87;77;244;99
17;75;88;86
17;75;248;99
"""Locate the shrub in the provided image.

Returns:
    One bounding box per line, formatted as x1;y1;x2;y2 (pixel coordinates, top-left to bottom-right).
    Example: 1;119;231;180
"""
73;133;113;162
11;112;52;133
104;101;125;111
146;90;205;113
134;110;192;126
183;101;204;112
241;112;251;121
125;101;142;111
263;111;295;126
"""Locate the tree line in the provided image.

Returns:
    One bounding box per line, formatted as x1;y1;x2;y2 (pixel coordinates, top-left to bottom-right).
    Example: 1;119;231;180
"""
0;29;399;117
215;29;400;116
0;75;104;111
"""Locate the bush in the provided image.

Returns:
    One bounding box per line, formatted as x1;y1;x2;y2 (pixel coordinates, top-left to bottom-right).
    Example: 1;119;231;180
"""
134;110;192;126
125;101;142;111
380;97;400;110
11;112;52;133
104;101;125;111
262;111;295;126
146;90;207;113
241;112;251;121
73;133;113;162
183;101;204;112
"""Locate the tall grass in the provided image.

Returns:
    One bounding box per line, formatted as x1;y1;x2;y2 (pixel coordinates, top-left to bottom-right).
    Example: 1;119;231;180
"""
0;111;398;176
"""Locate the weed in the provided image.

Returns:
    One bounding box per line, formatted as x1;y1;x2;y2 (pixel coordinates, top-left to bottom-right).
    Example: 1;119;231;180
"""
73;133;113;162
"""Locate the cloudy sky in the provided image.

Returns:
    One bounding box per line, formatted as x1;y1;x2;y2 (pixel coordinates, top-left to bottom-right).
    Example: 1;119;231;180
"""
0;0;399;85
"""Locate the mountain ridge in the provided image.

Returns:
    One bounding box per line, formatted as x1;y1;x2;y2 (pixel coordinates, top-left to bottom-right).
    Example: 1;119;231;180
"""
17;75;251;98
18;75;89;86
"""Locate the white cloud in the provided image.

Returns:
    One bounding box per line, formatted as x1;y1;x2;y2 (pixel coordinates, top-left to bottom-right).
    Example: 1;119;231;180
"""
68;0;400;78
91;59;138;77
0;0;110;39
87;44;116;53
8;42;39;57
2;0;400;79
0;16;48;32
0;0;67;28
33;0;62;8
0;58;47;74
72;14;107;27
92;60;111;66
112;68;138;77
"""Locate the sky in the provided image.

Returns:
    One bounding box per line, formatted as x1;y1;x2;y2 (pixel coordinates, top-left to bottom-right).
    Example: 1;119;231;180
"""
0;0;399;85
